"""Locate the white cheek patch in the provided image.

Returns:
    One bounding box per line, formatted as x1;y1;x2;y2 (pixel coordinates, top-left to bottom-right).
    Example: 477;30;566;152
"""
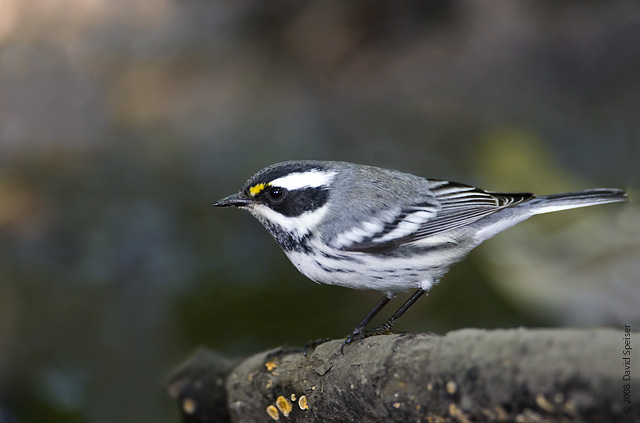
250;203;331;239
270;170;337;191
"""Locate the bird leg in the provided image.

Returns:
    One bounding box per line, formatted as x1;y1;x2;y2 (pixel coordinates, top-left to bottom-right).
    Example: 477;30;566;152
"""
350;293;393;337
341;289;426;353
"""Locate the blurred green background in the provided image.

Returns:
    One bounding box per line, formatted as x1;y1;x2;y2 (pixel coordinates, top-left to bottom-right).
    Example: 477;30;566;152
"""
1;1;639;422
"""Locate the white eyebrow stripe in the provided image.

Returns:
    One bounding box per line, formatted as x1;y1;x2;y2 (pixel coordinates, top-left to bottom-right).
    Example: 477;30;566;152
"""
270;170;338;190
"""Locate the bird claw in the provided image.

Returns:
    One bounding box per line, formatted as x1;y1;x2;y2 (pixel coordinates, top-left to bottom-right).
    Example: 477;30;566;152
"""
340;324;401;354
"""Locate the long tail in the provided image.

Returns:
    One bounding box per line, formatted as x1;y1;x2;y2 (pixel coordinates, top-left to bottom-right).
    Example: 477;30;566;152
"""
528;188;628;214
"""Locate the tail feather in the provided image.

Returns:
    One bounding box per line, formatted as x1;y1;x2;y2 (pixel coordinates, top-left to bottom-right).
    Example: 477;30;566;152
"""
529;188;628;214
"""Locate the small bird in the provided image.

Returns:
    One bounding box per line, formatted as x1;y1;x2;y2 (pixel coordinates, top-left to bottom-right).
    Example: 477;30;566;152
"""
215;160;627;346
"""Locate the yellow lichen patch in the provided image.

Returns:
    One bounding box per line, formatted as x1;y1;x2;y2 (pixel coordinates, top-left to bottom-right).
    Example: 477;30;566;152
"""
446;381;457;395
393;402;402;409
265;380;273;389
493;405;509;421
535;393;555;413
564;400;578;416
448;403;471;423
265;359;277;372
249;183;267;197
182;398;196;415
290;393;297;402
266;405;280;420
276;396;292;417
298;395;309;410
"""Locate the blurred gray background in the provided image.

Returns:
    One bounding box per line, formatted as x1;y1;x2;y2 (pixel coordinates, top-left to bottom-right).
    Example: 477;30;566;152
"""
1;1;639;422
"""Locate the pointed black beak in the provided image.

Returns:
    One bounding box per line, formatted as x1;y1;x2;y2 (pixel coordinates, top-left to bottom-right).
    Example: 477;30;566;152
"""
214;192;253;207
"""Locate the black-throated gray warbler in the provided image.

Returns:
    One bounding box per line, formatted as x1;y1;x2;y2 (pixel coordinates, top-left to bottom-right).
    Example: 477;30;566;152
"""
215;160;628;346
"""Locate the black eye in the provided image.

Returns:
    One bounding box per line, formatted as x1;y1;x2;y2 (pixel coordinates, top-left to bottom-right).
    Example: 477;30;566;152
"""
268;187;285;201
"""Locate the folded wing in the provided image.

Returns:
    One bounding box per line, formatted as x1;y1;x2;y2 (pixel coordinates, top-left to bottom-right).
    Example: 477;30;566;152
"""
336;180;533;253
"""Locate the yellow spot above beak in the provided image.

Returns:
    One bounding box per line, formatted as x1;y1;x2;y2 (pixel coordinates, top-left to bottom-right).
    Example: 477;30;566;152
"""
249;183;267;197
